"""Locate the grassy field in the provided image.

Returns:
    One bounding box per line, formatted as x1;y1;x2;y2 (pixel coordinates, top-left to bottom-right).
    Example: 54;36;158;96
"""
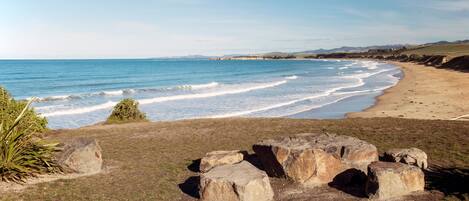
1;118;468;200
402;43;469;58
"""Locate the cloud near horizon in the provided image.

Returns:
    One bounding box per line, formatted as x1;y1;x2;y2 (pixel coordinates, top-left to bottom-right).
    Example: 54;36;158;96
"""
0;0;468;59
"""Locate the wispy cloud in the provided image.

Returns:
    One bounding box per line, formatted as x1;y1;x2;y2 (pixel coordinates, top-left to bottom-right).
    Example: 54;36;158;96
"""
425;0;469;11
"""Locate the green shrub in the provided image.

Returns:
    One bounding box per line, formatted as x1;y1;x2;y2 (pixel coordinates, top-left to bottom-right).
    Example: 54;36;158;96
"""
106;98;147;124
0;99;61;182
0;86;47;134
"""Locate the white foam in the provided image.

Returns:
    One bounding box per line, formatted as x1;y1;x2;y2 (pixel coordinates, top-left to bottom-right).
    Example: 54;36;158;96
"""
41;101;117;117
35;82;219;103
343;69;394;79
281;94;361;117
41;80;288;117
360;60;379;70
285;75;298;80
339;67;348;70
36;95;72;102
178;82;219;90
100;90;124;96
139;80;287;105
203;77;366;118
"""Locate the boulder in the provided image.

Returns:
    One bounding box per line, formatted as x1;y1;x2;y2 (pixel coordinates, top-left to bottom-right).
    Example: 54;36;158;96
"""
253;133;378;186
55;138;103;174
384;148;428;169
200;150;246;173
366;161;425;200
200;161;274;201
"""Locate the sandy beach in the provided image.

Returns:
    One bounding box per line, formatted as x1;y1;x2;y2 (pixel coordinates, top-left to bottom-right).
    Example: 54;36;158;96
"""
348;61;469;120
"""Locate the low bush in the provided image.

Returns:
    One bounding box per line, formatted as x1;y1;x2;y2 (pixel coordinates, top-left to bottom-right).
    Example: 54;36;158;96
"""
106;98;147;124
0;87;47;134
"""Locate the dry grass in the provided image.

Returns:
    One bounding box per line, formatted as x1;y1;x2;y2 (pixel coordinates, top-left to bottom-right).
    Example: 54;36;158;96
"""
403;43;469;59
1;118;468;200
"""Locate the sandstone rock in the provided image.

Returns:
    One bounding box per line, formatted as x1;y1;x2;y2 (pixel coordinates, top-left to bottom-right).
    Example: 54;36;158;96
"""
384;148;428;169
55;138;103;174
366;161;425;200
200;150;245;173
253;133;378;186
200;161;274;201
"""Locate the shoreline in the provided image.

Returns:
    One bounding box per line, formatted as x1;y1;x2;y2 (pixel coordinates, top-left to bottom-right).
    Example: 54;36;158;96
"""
347;61;469;120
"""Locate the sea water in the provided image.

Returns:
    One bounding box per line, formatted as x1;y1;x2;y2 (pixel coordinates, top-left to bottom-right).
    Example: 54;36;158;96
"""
0;59;401;129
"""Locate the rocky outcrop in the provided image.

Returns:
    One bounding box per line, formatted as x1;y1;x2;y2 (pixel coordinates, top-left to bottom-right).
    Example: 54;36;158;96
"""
199;161;274;201
441;55;469;71
252;133;378;186
55;138;103;174
366;161;425;200
200;150;246;173
418;55;448;66
383;148;428;169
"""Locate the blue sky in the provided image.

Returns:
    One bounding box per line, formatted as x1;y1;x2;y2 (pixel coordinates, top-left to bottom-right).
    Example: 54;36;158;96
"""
1;0;468;58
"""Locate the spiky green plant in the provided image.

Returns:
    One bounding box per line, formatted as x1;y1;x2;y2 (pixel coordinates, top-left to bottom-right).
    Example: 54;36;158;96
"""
105;98;147;124
0;99;61;182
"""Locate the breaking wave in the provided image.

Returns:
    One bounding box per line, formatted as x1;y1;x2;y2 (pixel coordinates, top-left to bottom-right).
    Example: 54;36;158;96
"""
35;82;221;102
40;80;289;117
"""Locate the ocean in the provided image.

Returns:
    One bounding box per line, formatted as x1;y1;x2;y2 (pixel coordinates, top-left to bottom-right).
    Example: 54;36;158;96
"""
0;59;401;129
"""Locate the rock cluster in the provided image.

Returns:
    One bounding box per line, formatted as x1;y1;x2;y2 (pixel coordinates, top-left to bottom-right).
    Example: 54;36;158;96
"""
252;133;378;186
194;133;428;200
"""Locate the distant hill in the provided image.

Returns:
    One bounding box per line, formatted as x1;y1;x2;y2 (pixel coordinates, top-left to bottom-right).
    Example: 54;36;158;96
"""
162;39;469;60
422;40;469;46
295;44;408;54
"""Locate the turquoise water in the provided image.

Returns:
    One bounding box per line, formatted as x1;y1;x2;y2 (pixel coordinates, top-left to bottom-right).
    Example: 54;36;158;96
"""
0;59;401;129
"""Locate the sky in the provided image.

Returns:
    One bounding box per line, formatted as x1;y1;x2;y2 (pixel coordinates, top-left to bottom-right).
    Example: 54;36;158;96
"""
1;0;469;59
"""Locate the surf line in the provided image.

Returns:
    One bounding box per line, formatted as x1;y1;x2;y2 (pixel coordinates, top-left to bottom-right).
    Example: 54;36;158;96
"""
40;80;288;117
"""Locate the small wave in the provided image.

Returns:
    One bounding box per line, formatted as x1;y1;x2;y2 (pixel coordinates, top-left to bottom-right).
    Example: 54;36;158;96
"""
339;67;348;70
41;101;117;117
285;75;298;80
139;80;287;105
36;95;82;102
35;82;220;102
343;69;394;79
34;105;60;110
360;61;379;70
283;94;362;117
176;82;219;90
98;89;136;96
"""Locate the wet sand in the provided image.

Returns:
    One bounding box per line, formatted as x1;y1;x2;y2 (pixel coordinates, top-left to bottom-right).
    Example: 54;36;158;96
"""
348;61;469;120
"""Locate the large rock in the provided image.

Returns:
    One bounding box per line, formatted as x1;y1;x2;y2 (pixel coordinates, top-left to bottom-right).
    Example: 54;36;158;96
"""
200;161;274;201
55;138;103;174
384;148;428;169
200;150;245;173
366;161;425;200
253;133;378;186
